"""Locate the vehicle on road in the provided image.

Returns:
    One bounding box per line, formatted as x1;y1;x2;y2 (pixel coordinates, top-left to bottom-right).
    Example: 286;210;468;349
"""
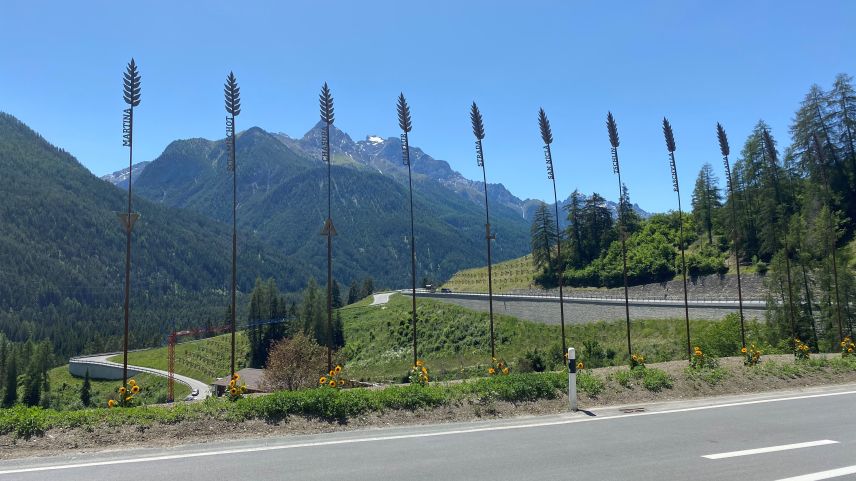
191;388;199;396
440;288;452;293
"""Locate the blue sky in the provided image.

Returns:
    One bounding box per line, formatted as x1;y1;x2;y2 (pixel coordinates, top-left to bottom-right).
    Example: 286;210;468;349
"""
1;0;854;213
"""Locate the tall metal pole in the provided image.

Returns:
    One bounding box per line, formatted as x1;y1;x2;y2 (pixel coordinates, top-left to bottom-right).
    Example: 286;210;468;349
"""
663;118;691;361
320;83;336;371
120;59;141;387
717;123;746;348
538;109;566;356
607;112;632;357
224;72;241;377
470;102;495;359
398;94;418;367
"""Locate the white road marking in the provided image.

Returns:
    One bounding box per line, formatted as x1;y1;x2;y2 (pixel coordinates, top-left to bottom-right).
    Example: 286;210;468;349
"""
773;465;856;481
1;389;855;476
702;440;838;459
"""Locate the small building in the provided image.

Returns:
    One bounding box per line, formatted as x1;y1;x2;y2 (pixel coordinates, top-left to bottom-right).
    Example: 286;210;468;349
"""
210;368;268;396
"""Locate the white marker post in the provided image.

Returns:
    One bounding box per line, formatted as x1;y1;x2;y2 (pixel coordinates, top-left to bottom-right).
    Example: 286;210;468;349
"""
568;347;577;412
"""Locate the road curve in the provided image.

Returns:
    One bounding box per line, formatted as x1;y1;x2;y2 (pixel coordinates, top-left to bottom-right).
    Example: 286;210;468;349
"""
71;353;211;400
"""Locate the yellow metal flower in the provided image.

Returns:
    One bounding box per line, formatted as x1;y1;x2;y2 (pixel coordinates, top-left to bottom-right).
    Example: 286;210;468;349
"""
329;370;335;377
240;385;247;393
229;387;237;396
108;399;116;408
118;386;127;395
577;361;584;370
128;379;137;386
416;359;424;367
131;385;140;394
849;348;853;353
329;380;337;387
125;396;132;402
421;367;428;374
488;367;496;375
741;347;748;353
334;365;342;373
320;376;327;384
502;367;509;375
233;373;240;381
229;379;236;388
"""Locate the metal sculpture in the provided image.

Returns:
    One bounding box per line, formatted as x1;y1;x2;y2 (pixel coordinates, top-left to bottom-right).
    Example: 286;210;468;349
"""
398;93;419;367
320;82;336;371
662;118;691;361
119;58;141;387
470;102;496;359
224;71;241;377
606;112;632;357
716;123;747;348
538;108;567;356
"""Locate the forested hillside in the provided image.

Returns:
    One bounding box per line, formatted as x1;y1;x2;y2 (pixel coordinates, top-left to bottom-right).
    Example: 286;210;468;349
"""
0;113;298;358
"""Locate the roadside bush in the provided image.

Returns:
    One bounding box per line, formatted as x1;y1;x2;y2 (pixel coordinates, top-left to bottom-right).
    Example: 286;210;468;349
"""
576;371;604;396
641;368;673;392
263;334;327;391
694;314;742;357
685;366;728;385
743;344;762;366
516;349;547;373
690;346;719;370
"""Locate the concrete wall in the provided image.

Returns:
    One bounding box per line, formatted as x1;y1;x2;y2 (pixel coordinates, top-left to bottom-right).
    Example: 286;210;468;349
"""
69;360;142;380
414;292;764;325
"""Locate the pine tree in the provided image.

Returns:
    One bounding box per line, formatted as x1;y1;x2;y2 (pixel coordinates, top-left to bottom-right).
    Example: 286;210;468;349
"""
619;184;641;235
579;193;614;264
691;163;722;244
347;280;360;305
564;190;584;268
332;310;345;350
530;202;556;272
80;368;91;407
3;354;17;407
332;281;343;309
361;277;375;299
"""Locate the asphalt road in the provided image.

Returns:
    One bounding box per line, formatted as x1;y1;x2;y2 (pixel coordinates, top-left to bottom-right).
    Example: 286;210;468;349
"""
73;353;211;400
3;384;855;481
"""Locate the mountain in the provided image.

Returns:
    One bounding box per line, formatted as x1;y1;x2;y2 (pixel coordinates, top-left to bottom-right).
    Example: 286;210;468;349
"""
0;112;298;358
130;124;532;289
521;194;651;229
100;160;150;189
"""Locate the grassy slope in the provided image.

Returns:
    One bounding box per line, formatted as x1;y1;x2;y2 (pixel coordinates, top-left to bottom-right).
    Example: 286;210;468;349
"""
47;367;189;410
110;293;782;384
108;333;250;384
441;254;538;293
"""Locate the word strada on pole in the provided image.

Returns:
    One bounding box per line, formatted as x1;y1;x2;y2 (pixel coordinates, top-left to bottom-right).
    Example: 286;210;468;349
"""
119;58;141;388
224;71;241;377
470;102;496;359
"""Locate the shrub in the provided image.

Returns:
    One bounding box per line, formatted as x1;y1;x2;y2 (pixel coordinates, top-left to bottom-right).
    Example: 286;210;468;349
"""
576;371;604;396
690;346;719;370
685;366;728;385
641;368;673;392
517;349;547;373
264;334;327;391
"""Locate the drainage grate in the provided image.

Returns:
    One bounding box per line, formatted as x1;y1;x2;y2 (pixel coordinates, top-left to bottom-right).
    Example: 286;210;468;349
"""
620;407;646;413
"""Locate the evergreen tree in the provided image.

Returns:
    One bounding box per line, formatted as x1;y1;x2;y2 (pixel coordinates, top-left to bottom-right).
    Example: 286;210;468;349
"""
301;278;326;345
618;184;642;235
579;193;614;264
691;163;722;244
332;281;343;309
332;310;345;350
3;354;17;407
361;277;375;299
80;368;91;407
530;202;556;272
347;280;360;305
564;190;584;268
